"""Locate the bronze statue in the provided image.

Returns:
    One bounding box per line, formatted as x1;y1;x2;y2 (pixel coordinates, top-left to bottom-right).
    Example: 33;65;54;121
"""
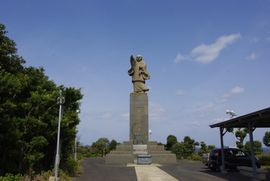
128;55;150;93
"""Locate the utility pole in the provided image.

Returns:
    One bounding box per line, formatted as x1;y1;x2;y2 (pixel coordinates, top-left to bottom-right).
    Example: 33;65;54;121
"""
74;136;77;161
54;90;65;181
74;109;80;161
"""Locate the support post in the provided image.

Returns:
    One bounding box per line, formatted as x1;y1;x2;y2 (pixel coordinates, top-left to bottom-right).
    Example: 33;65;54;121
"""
74;136;77;161
54;90;65;181
248;122;257;180
219;127;226;173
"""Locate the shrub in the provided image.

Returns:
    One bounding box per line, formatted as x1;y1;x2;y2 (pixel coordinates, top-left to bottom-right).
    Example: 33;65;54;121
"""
171;142;184;159
59;170;72;181
258;154;270;166
62;157;79;176
0;173;23;181
187;153;201;161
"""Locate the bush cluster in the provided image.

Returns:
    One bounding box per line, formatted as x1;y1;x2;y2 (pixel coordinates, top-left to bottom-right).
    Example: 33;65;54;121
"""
258;154;270;166
0;174;22;181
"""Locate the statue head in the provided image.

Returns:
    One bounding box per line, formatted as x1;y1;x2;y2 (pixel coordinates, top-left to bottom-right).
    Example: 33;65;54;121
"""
136;55;143;62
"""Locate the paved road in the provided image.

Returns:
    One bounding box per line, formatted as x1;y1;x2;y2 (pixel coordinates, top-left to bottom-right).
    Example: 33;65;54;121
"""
74;158;137;181
75;158;269;181
161;160;269;181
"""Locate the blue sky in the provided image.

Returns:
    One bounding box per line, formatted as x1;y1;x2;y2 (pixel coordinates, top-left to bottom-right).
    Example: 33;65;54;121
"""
1;0;270;146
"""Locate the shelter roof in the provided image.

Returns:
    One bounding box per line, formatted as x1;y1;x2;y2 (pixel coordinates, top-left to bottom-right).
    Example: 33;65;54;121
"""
210;107;270;128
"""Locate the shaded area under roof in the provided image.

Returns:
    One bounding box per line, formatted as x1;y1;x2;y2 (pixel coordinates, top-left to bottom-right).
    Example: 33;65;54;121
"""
210;107;270;128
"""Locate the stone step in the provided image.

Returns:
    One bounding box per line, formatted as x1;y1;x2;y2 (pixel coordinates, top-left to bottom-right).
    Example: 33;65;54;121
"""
109;150;132;154
133;144;147;150
151;154;177;163
148;145;165;151
147;141;158;145
105;153;134;164
133;144;148;155
133;151;148;155
115;144;132;151
123;141;132;145
149;151;172;154
105;141;177;164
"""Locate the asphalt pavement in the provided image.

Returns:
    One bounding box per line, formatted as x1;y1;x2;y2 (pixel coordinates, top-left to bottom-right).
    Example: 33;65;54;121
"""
74;158;270;181
74;158;137;181
161;159;269;181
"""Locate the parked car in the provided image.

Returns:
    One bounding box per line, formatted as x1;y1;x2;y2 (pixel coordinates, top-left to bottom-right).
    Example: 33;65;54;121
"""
207;148;260;171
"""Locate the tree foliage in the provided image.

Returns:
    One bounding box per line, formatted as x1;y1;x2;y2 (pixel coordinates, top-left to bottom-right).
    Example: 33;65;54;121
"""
0;24;83;176
235;128;248;149
84;138;119;157
171;142;184;159
109;139;118;151
182;136;199;158
91;138;110;156
171;136;199;159
244;141;262;155
198;141;215;156
166;135;177;150
263;131;270;147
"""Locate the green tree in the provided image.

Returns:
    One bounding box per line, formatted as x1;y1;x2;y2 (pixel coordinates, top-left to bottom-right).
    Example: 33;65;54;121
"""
0;23;83;176
244;141;262;155
109;139;118;151
207;145;215;152
171;136;199;159
198;141;208;156
0;23;26;175
77;143;91;158
198;142;215;156
91;138;110;156
263;131;270;147
182;136;199;158
166;135;177;150
235;128;248;149
171;142;184;159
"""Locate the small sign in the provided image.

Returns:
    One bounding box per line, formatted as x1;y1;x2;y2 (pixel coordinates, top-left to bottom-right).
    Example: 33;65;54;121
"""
137;154;152;164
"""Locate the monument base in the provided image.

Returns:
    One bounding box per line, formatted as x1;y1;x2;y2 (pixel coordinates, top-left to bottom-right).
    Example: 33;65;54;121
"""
105;141;133;164
148;141;177;164
105;141;176;164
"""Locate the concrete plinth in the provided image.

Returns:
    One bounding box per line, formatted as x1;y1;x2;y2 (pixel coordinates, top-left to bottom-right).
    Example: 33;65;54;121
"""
105;141;176;164
105;141;133;164
105;93;176;164
130;93;148;144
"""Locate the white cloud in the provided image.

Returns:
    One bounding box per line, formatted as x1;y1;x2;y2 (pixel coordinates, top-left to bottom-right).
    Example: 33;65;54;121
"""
175;89;185;96
174;53;189;64
191;33;241;63
222;86;245;102
231;86;245;94
192;86;245;114
149;102;167;121
246;52;257;60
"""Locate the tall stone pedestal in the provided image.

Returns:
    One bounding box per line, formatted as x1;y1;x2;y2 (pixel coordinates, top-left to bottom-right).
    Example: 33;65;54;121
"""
130;93;148;144
105;93;176;164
